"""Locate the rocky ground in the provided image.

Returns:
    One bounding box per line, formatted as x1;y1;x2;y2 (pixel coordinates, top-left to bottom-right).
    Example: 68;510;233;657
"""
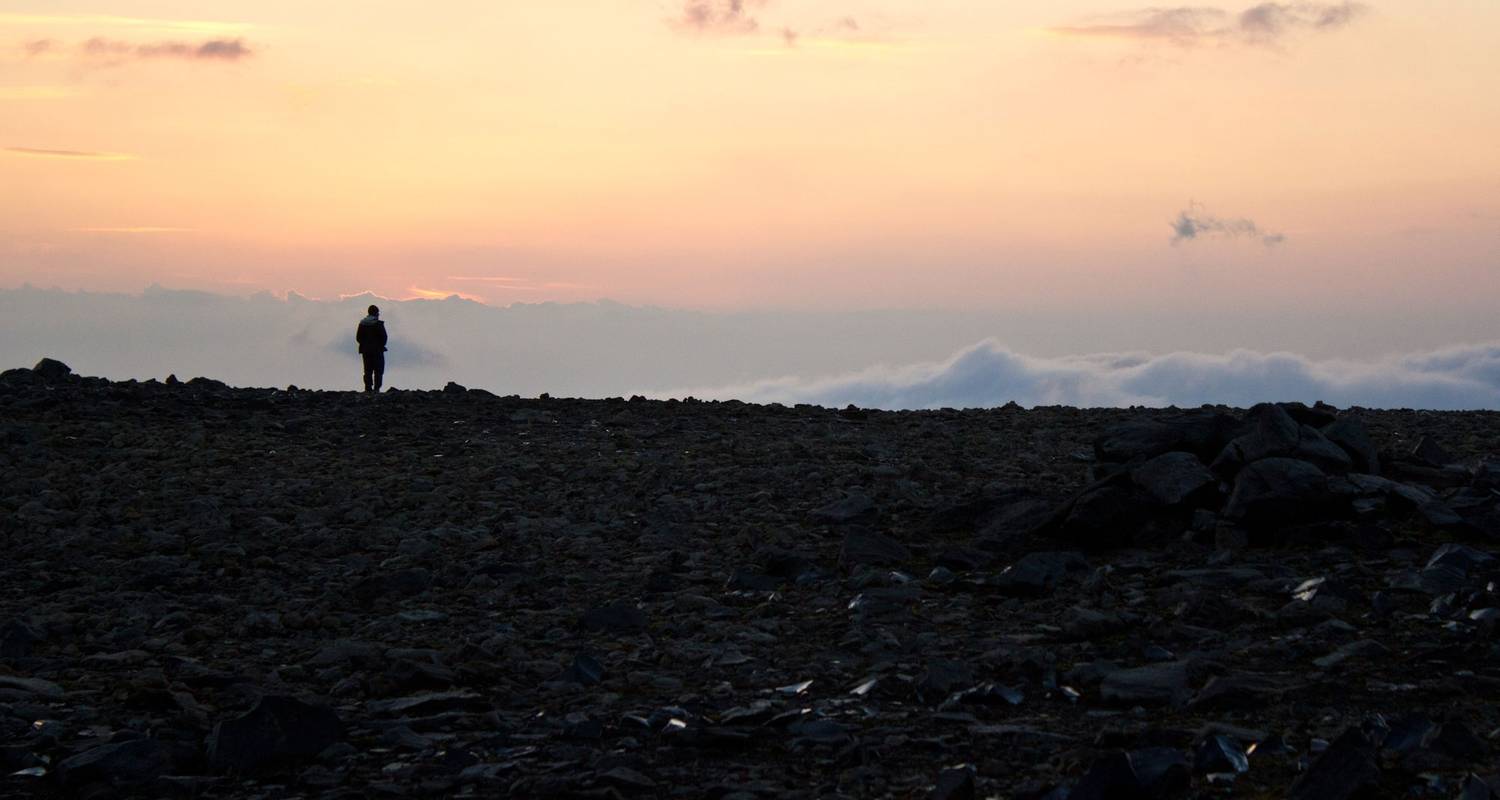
2;358;1499;800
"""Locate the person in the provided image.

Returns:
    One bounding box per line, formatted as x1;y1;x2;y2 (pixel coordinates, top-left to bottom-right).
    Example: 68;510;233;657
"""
356;304;388;392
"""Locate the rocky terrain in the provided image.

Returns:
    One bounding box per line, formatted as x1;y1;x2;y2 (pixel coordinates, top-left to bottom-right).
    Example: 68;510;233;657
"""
2;358;1499;799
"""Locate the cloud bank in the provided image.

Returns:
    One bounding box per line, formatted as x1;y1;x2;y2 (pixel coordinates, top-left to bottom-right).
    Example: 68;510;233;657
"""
693;340;1500;410
3;286;1498;410
1052;2;1369;47
1170;205;1284;246
674;0;765;35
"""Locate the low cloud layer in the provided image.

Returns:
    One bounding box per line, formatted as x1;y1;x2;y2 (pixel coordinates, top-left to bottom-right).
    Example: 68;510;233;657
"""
1170;205;1284;246
694;340;1500;410
1052;2;1369;47
4;286;1498;410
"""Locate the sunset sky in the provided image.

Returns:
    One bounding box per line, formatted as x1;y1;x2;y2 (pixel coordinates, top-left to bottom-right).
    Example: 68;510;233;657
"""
3;0;1497;312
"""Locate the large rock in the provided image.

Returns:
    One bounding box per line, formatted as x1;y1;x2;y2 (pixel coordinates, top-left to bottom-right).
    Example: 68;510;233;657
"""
1098;661;1191;707
207;695;344;772
1053;480;1155;550
55;739;170;790
1129;451;1217;507
1212;404;1351;475
1093;411;1238;463
1288;726;1381;800
31;357;72;381
1322;417;1380;474
1223;458;1330;525
839;527;911;568
991;551;1088;597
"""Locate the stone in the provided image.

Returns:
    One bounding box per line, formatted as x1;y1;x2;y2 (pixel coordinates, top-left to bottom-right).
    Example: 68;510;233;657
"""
991;551;1088;597
0;675;64;699
810;492;876;523
1068;751;1145;800
55;738;170;790
1322;417;1380;473
207;695;345;771
580;603;648;634
1212;404;1352;476
1129;451;1217;507
1411;435;1459;467
1289;726;1381;800
1099;662;1191;707
839;527;911;568
931;764;977;800
32;357;72;381
1194;735;1249;775
1093;411;1238;463
1128;747;1190;796
1223;458;1329;525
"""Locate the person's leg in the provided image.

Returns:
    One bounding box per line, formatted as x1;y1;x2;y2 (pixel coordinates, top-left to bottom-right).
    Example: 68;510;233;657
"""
362;354;374;392
373;353;384;392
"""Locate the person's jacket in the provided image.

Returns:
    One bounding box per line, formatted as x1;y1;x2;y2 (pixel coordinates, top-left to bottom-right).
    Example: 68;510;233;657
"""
356;316;388;354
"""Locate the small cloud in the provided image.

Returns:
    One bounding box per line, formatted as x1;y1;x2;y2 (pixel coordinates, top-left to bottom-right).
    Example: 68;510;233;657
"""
81;36;254;61
1050;2;1368;48
6;146;135;160
673;0;765;35
22;38;54;56
1170;203;1284;246
407;286;486;302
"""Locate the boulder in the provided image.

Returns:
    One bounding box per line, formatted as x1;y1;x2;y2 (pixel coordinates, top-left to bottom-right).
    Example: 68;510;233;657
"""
1212;404;1351;475
1093;411;1238;463
1129;451;1217;507
207;695;344;772
31;357;72;381
1223;458;1330;525
1322;417;1380;474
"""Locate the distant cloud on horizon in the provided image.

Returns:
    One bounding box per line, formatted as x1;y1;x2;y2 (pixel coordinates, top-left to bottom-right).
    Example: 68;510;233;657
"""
1051;2;1369;48
690;339;1500;411
1170;204;1284;246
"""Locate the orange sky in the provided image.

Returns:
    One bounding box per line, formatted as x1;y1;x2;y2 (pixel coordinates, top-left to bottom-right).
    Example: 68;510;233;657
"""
2;1;1497;310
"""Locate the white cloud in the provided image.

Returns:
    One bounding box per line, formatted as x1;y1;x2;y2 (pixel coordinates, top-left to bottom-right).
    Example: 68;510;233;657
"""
688;340;1500;410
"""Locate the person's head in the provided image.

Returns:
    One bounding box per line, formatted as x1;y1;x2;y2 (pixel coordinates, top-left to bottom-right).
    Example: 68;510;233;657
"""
367;304;380;318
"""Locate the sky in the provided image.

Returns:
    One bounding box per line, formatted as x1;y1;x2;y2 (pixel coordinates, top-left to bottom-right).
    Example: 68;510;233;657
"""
3;2;1499;407
3;0;1497;313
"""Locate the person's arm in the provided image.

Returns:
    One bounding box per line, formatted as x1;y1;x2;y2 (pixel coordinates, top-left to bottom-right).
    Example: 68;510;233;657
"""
379;324;388;350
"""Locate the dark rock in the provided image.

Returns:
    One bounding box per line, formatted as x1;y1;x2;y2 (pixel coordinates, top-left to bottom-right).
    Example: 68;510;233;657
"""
1411;435;1459;467
839;527;911;568
562;654;605;686
974;494;1059;550
1069;751;1145;800
1054;480;1155;549
1194;735;1249;775
1129;451;1217;507
1421;544;1497;595
932;764;977;800
1282;401;1339;428
1212;404;1351;476
1093;411;1238;463
1189;673;1281;711
443;381;467;393
207;695;344;772
991;551;1088;597
1223;458;1330;525
1099;662;1191;707
1289;726;1381;800
0;618;42;658
55;738;170;790
916;659;975;704
352;568;433;603
1323;417;1380;473
810;492;876;524
1128;747;1190;796
32;358;72;381
1427;720;1490;763
580;602;648;634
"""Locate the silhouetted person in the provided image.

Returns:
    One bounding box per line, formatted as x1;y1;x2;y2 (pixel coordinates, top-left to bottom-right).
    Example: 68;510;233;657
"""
356;304;388;392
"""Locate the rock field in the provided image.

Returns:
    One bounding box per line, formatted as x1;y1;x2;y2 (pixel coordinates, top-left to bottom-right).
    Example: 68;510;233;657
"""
2;358;1499;799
